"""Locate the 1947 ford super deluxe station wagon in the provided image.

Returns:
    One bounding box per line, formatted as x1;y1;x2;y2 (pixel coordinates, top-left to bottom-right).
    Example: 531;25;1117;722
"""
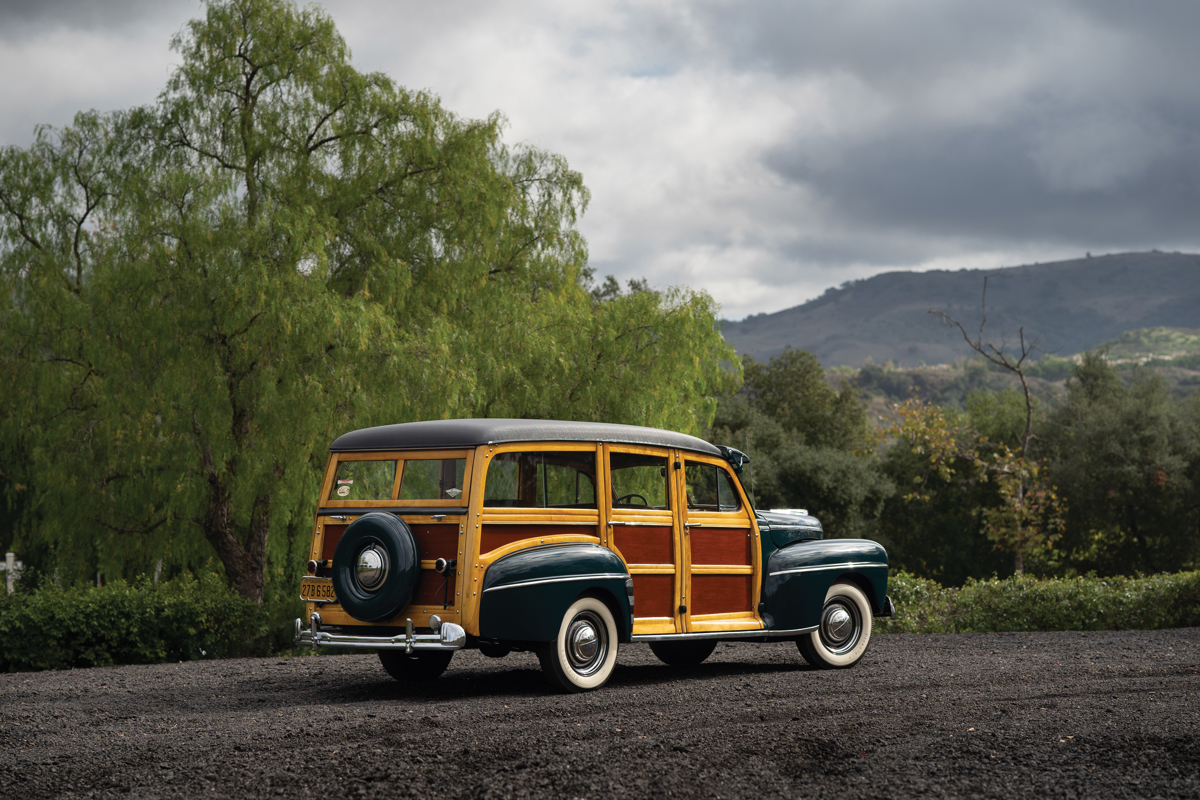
295;419;894;692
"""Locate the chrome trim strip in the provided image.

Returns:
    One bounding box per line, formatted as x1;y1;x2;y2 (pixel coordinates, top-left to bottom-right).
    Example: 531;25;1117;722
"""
631;626;817;642
482;520;600;526
317;507;468;517
768;561;887;577
483;572;630;593
293;617;467;651
607;521;672;527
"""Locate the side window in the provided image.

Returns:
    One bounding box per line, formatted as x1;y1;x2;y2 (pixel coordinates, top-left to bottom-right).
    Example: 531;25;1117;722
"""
330;459;396;501
483;451;597;508
610;452;670;510
685;462;742;512
399;458;466;501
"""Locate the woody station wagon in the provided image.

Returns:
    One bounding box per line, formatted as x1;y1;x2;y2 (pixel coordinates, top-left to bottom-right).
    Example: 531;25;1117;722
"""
295;419;894;692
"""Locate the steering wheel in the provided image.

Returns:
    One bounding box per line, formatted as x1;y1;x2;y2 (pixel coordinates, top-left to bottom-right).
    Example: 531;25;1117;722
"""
616;493;649;507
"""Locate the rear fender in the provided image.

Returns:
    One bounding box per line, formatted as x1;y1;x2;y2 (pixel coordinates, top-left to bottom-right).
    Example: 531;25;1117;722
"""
761;539;889;631
479;544;632;643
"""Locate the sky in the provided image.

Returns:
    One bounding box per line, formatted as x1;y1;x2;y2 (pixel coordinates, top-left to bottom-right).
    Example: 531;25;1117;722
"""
3;0;1198;320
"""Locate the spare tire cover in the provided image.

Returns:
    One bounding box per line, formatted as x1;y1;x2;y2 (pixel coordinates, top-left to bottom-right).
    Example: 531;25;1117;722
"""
332;512;420;622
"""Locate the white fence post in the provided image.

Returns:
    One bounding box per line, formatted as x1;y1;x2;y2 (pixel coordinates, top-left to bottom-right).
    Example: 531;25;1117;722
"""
5;552;16;594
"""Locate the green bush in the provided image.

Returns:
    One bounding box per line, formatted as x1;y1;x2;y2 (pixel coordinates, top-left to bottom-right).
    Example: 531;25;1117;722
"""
877;570;1200;634
0;572;278;672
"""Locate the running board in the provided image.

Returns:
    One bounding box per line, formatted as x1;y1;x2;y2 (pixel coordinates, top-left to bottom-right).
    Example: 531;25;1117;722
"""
631;626;816;643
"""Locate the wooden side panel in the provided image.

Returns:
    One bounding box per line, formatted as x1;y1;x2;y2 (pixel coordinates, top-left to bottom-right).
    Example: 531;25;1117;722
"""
410;570;453;606
480;524;598;554
632;574;675;618
690;574;753;615
410;524;458;561
321;524;347;562
613;526;673;565
689;528;752;566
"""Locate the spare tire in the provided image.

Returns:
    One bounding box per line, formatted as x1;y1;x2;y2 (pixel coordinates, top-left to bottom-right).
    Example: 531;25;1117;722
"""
332;512;420;622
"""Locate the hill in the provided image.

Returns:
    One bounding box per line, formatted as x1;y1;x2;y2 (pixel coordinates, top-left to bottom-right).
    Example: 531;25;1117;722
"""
721;251;1200;366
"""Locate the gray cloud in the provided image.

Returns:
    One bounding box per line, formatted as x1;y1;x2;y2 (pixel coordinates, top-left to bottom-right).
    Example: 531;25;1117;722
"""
0;0;195;37
1;0;1197;319
689;0;1200;271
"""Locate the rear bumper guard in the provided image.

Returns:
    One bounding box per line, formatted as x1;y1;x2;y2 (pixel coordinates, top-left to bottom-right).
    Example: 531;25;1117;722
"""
294;613;467;653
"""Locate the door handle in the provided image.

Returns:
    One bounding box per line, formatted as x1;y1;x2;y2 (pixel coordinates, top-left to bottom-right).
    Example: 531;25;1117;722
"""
684;522;702;534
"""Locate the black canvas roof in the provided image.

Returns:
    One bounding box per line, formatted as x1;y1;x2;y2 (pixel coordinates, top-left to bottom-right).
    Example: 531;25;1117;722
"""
329;418;722;456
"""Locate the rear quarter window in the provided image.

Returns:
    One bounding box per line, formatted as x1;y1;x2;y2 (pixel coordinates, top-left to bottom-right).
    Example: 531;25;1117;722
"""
483;451;597;509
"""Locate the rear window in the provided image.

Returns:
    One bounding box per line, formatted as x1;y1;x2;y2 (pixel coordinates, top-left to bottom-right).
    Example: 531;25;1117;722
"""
399;458;466;501
330;460;396;502
484;451;597;508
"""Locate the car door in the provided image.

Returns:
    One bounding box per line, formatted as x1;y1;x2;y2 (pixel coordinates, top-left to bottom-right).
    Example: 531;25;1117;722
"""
604;444;684;635
677;453;762;633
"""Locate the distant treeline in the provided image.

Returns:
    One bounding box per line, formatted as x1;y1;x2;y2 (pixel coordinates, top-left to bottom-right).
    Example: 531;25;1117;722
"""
710;349;1200;585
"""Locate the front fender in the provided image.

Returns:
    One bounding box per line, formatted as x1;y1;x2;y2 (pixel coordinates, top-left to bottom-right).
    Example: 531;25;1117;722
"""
761;539;889;631
479;544;632;643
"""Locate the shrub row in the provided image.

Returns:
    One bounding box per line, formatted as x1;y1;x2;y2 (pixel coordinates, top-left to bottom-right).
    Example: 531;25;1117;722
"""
4;569;1197;672
0;573;279;672
875;570;1200;634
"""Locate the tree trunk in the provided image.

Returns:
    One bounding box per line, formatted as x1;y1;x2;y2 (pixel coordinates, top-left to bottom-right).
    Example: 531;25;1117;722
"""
1013;550;1024;575
198;470;267;604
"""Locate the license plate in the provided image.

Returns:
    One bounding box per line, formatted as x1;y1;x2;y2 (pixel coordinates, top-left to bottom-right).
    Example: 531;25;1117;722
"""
300;576;336;603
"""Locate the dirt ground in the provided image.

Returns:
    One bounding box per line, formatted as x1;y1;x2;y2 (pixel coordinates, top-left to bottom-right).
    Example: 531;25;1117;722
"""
2;628;1198;799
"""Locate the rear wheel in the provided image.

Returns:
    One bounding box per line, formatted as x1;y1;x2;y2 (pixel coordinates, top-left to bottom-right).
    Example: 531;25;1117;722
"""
537;596;619;692
648;639;717;666
378;649;453;681
796;582;872;669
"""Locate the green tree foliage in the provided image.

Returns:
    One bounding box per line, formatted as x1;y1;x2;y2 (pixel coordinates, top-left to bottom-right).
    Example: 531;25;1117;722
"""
0;0;736;602
877;441;1012;586
1041;353;1200;575
888;396;1066;575
709;349;891;538
742;349;868;450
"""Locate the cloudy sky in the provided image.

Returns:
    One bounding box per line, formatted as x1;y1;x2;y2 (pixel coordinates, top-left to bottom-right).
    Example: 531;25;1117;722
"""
3;0;1198;319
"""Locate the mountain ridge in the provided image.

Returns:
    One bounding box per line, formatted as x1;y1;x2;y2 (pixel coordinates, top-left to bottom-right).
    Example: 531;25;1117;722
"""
720;251;1200;367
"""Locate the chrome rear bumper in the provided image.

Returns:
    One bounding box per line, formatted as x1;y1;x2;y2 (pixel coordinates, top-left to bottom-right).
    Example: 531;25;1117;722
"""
294;614;467;652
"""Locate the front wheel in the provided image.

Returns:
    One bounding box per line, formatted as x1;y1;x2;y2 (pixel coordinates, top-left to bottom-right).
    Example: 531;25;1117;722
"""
378;649;453;681
796;582;872;669
537;596;619;692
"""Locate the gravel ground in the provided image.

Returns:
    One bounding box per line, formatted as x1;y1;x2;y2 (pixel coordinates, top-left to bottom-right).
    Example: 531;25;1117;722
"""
2;628;1198;799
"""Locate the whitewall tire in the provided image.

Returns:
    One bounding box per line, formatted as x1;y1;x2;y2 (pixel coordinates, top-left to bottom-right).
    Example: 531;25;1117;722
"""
796;582;873;669
537;596;619;692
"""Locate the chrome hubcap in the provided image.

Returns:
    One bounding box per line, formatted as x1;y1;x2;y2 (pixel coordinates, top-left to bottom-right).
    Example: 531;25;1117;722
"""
355;545;388;591
825;608;852;642
819;600;860;655
566;611;607;676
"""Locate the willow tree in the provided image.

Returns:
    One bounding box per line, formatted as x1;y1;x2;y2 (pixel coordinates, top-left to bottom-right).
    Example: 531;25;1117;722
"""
0;0;736;601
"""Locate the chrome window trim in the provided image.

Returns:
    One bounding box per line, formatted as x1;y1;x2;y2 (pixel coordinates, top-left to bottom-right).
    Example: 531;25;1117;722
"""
482;572;630;593
768;561;887;578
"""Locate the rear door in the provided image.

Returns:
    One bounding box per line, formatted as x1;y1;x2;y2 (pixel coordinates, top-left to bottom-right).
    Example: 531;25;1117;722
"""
604;445;683;635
